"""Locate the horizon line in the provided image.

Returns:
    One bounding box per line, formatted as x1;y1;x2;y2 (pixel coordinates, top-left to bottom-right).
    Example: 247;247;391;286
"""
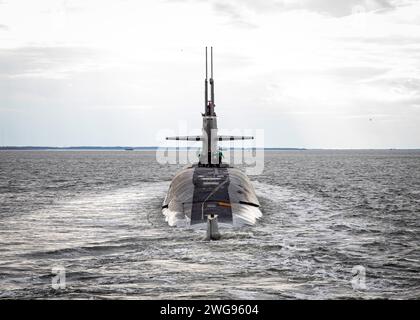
1;146;420;151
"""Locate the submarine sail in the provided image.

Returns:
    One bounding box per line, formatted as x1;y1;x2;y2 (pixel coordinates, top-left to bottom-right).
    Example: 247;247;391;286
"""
162;47;262;229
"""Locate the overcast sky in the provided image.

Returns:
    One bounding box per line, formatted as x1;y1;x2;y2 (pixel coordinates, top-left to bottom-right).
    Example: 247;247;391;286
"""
0;0;419;148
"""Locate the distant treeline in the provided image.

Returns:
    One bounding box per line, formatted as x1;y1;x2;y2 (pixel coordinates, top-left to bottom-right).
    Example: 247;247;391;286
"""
0;146;157;150
0;146;306;151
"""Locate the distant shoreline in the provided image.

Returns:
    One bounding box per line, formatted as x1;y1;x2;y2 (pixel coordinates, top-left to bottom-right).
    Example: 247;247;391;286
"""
0;146;306;151
1;146;419;151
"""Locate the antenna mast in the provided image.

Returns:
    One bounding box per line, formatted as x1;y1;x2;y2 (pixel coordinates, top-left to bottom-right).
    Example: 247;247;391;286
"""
210;47;215;111
204;47;208;112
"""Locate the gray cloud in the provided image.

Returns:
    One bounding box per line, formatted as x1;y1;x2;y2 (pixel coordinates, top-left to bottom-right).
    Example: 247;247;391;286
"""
208;0;397;21
211;1;258;28
0;46;97;77
336;35;420;45
321;66;390;82
297;0;394;16
187;0;403;32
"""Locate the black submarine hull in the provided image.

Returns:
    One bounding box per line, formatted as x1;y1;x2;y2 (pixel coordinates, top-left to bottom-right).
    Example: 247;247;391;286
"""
162;164;261;227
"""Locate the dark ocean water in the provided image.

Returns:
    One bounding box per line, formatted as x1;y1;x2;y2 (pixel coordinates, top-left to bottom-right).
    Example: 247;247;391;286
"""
0;150;419;299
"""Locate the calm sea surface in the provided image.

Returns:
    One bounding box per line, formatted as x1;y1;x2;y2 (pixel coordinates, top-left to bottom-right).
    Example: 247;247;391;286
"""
0;150;419;299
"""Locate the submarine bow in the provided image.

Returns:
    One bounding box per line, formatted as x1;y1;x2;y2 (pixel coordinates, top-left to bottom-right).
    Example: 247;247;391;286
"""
162;165;261;227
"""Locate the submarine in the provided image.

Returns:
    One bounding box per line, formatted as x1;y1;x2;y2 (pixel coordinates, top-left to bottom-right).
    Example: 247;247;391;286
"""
162;47;262;239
